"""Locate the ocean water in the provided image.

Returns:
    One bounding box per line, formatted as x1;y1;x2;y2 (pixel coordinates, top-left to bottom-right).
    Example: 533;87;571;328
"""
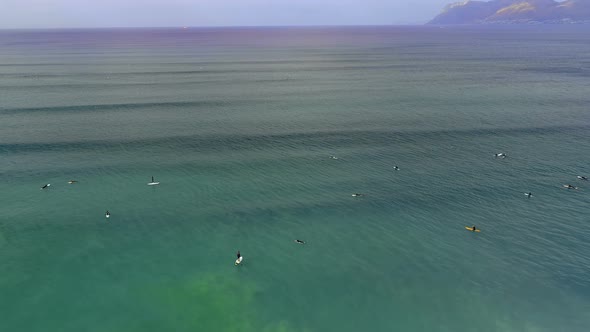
1;26;590;331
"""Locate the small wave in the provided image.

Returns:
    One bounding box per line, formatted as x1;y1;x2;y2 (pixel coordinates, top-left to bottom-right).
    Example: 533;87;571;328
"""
0;100;234;115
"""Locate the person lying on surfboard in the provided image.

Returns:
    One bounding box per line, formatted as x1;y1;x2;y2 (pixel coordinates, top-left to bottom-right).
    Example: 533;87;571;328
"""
469;226;477;232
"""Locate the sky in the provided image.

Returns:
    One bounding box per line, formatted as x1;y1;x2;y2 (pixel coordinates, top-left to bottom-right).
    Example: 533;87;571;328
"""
0;0;459;29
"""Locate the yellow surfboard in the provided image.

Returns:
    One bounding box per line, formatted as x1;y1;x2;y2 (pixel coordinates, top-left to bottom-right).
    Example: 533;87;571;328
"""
465;227;481;232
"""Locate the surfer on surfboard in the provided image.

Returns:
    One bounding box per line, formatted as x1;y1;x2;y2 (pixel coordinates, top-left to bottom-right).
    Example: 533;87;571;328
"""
294;239;305;244
41;184;50;189
148;176;160;186
105;210;110;218
235;251;243;265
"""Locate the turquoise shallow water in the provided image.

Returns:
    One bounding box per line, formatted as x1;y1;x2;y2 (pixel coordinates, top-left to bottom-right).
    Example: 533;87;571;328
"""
1;26;590;331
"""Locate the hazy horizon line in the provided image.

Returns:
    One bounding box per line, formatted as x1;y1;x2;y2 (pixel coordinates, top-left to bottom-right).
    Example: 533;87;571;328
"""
0;23;436;31
2;23;586;32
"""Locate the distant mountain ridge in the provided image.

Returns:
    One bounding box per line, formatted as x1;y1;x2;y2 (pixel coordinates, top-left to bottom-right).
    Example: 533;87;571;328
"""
428;0;590;24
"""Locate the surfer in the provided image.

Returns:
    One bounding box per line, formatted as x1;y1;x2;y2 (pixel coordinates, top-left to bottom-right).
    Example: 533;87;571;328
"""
41;184;50;189
105;210;110;218
352;193;363;197
564;184;578;189
235;250;243;265
68;180;77;184
295;239;305;244
578;176;588;181
494;153;506;158
525;192;532;198
148;176;160;185
330;155;338;160
393;166;400;170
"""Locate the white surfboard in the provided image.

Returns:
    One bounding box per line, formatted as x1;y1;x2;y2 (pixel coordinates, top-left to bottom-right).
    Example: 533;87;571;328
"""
235;256;243;265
